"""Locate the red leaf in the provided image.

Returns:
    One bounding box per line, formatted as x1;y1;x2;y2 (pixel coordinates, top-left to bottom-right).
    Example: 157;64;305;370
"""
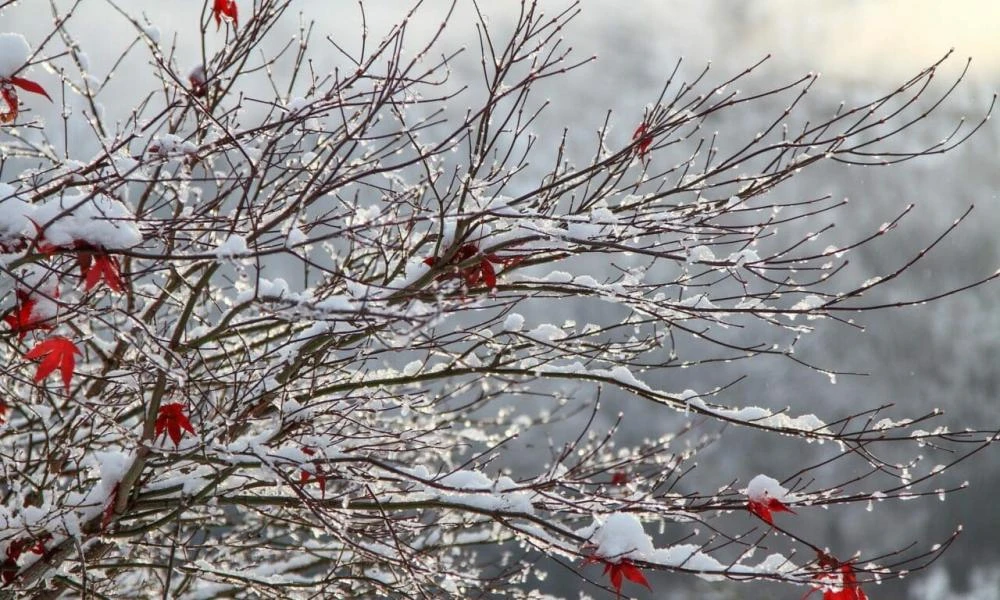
0;557;16;585
299;447;327;497
102;482;120;531
768;496;795;514
213;0;239;30
26;219;59;254
747;499;774;525
747;497;794;526
3;296;53;340
25;336;81;392
0;398;8;425
610;471;629;486
585;555;652;597
425;243;506;292
27;534;50;556
632;123;653;159
7;76;51;101
189;66;209;97
155;403;197;446
620;561;652;590
811;558;868;600
480;258;496;290
78;250;123;292
0;85;17;124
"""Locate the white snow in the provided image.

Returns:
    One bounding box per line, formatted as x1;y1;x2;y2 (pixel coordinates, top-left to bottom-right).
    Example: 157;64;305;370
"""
286;96;309;113
432;470;535;514
726;249;760;265
0;33;31;78
743;474;793;503
503;313;525;332
588;513;654;559
32;192;142;249
584;513;802;581
526;323;565;342
214;234;249;258
687;245;716;263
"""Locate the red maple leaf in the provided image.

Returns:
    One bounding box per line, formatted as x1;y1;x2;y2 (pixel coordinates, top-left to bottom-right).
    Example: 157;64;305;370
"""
583;554;652;598
632;123;653;159
747;496;796;526
1;76;51;124
3;295;54;340
77;248;123;292
213;0;239;30
155;403;197;446
299;447;327;497
0;398;8;425
25;336;81;392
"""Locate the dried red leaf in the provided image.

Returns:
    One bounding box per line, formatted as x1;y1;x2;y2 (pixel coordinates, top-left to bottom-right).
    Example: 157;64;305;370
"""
25;336;81;393
0;85;18;124
747;496;795;526
632;123;653;159
155;403;197;446
213;0;239;30
0;76;51;124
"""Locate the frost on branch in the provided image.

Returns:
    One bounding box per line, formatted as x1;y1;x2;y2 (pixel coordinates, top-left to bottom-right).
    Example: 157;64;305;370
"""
0;0;996;598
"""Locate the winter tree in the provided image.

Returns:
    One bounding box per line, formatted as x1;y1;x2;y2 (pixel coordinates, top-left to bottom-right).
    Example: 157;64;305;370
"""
0;1;997;597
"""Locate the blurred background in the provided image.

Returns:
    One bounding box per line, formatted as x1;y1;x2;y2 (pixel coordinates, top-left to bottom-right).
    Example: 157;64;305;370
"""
4;1;999;598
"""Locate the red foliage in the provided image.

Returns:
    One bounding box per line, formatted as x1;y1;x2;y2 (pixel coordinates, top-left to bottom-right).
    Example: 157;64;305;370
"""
155;403;197;446
747;496;796;526
102;482;120;531
632;123;653;159
213;0;239;30
189;66;209;97
806;555;869;600
299;447;327;497
77;248;123;292
0;76;51;124
1;533;50;585
3;292;54;340
423;243;522;291
25;336;81;392
0;398;7;425
583;554;652;598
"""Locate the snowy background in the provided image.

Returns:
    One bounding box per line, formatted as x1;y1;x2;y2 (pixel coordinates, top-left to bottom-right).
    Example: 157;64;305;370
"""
4;1;1000;597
